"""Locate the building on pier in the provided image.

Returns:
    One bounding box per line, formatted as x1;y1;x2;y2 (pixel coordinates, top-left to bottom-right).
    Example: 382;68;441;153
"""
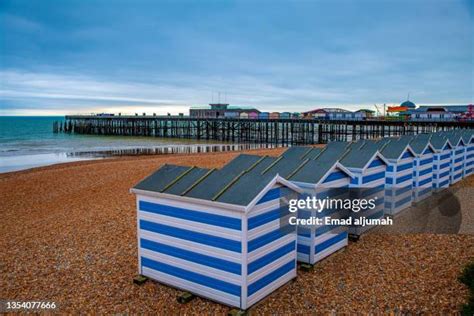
190;103;260;118
407;105;473;121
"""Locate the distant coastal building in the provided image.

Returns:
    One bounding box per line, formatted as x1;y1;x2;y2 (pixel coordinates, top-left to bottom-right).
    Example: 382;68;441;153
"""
188;101;472;121
302;108;373;120
354;109;375;119
189;103;260;118
407;105;473;121
386;99;416;120
302;108;352;120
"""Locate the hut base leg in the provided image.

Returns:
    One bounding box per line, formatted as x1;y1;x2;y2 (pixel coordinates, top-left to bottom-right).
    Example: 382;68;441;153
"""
300;263;314;272
228;308;247;316
133;275;148;285
348;234;360;242
177;292;196;304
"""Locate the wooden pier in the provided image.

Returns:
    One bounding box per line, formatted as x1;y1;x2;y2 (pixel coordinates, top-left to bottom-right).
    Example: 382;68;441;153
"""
54;115;474;145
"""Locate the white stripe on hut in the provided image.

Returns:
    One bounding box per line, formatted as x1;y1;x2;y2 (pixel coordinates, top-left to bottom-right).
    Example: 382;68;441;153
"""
444;131;466;184
430;134;453;190
460;130;474;177
372;137;416;215
335;141;389;236
404;134;436;203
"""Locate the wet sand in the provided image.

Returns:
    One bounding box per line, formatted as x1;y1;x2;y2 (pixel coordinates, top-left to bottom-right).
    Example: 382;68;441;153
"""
0;147;473;314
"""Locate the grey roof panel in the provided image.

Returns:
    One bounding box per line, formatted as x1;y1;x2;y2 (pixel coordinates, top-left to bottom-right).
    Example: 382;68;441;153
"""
460;130;474;144
215;156;278;205
377;137;411;160
408;134;431;154
220;154;263;173
289;159;337;184
184;154;264;200
133;164;191;192
445;133;464;146
261;156;308;178
163;167;211;195
313;141;349;164
336;140;382;169
305;148;324;159
281;146;313;160
184;169;236;200
430;134;450;150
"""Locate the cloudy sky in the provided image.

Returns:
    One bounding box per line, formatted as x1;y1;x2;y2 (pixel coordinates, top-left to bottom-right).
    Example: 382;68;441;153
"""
0;0;472;115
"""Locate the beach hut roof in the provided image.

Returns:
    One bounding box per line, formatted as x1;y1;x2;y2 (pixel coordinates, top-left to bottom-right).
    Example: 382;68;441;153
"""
132;155;302;207
305;148;324;159
281;146;314;160
376;137;415;160
280;141;383;169
133;164;192;192
213;156;279;206
407;133;436;155
429;134;452;150
339;141;385;169
226;152;354;187
260;156;308;179
445;133;465;147
161;167;212;195
184;155;271;201
460;130;474;144
312;141;350;164
288;159;350;184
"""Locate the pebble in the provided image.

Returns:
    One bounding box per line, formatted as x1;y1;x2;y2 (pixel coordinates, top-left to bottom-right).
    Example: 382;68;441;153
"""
0;148;472;314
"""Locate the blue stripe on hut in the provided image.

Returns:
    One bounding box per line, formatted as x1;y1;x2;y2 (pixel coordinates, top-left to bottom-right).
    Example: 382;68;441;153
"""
334;141;388;236
287;151;354;263
429;134;453;190
444;131;466;184
372;137;416;216
404;134;436;203
131;156;302;309
460;130;474;177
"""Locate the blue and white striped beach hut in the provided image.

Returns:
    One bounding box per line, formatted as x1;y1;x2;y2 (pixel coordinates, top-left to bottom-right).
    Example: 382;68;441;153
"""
406;134;436;202
374;137;416;215
288;141;388;237
461;130;474;177
277;147;354;264
336;141;388;235
430;134;453;190
131;157;302;309
244;148;354;265
445;132;466;184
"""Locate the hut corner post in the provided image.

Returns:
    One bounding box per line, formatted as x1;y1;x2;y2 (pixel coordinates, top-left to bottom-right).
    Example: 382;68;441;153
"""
240;214;248;310
136;196;142;276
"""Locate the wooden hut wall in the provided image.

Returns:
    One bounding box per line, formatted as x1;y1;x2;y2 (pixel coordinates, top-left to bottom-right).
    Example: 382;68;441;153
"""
245;184;297;308
135;194;244;308
450;141;465;184
463;134;474;177
291;166;351;265
313;168;351;263
432;143;452;190
345;155;386;236
384;150;415;215
412;146;434;202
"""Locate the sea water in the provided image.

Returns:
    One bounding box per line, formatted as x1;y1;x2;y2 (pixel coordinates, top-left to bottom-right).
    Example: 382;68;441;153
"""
0;116;273;173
